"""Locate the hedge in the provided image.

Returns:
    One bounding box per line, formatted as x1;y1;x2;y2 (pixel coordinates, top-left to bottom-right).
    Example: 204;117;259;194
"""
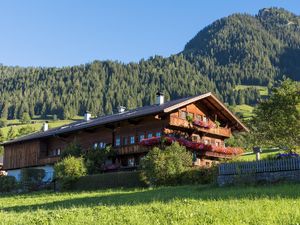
72;171;146;190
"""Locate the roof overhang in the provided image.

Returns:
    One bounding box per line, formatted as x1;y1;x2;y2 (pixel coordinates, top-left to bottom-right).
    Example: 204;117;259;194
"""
164;92;249;132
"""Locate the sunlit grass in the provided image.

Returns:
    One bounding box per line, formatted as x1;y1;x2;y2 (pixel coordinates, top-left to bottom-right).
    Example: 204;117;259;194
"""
1;184;300;224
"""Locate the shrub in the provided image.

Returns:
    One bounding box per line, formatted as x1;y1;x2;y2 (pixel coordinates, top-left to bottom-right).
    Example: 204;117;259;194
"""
0;176;17;193
20;168;45;191
85;145;115;174
180;166;218;185
140;142;192;186
60;141;83;158
54;156;87;190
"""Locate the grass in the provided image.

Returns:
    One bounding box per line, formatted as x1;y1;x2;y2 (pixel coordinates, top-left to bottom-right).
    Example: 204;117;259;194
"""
0;119;75;138
232;104;254;120
235;85;268;96
237;148;284;161
1;184;300;224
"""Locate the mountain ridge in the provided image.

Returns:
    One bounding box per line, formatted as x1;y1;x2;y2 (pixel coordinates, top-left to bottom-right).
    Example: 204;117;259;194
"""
0;7;299;120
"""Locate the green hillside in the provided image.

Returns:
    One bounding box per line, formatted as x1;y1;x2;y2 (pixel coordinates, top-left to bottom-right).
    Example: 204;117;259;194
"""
0;7;299;121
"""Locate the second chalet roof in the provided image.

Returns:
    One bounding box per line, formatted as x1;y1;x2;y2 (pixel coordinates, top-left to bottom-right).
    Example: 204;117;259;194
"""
2;92;249;145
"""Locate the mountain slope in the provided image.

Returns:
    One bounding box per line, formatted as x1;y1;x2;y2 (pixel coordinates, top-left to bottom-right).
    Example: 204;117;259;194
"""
0;7;299;120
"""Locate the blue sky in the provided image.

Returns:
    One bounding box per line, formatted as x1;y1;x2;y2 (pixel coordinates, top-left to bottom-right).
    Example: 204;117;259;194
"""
0;0;299;67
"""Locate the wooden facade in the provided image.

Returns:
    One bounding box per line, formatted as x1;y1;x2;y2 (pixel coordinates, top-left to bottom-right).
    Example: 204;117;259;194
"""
3;93;248;171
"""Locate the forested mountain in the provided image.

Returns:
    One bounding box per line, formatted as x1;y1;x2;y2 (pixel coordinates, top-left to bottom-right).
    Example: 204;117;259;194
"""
0;7;299;120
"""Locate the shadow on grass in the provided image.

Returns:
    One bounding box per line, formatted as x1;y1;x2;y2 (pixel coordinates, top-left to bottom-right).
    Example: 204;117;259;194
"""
3;183;300;212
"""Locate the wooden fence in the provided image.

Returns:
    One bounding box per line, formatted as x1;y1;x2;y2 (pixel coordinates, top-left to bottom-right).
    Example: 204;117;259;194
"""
219;158;300;175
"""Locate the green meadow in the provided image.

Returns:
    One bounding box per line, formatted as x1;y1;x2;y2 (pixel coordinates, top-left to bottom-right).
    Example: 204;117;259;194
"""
1;184;300;225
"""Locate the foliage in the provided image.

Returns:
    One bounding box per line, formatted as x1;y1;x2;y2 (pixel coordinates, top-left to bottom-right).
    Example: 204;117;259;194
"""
54;156;87;190
84;145;114;174
250;79;300;150
0;176;17;193
20;112;31;124
0;119;7;128
3;184;300;224
180;167;218;185
17;126;35;137
140;142;193;185
60;141;83;158
0;8;299;121
73;171;146;190
6;127;15;140
20;168;45;191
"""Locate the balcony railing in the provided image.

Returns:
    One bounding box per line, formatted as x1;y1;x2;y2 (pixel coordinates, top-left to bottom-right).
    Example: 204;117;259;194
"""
169;116;231;137
114;144;150;155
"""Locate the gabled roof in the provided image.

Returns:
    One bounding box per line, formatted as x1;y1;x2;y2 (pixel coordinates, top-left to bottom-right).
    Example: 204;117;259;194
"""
2;92;248;145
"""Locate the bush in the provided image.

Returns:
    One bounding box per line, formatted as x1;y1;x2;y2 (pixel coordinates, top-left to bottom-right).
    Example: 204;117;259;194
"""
73;171;146;190
20;168;45;191
180;167;218;185
54;156;87;190
0;176;17;193
140;142;193;186
85;145;115;174
60;142;83;158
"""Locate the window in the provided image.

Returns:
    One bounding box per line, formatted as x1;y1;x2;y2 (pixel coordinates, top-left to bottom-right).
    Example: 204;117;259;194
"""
180;110;187;119
155;132;161;137
123;137;128;145
203;116;208;122
147;133;153;138
57;148;61;156
195;114;202;120
130;136;135;144
115;136;121;146
93;143;98;149
139;134;145;142
128;158;135;167
48;148;60;157
204;139;209;145
99;142;106;149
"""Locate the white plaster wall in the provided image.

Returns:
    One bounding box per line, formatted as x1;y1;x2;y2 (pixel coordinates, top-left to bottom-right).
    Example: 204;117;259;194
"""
7;165;54;182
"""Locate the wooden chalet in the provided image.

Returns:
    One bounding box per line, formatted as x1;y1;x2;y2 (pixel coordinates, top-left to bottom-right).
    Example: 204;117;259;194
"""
1;92;248;180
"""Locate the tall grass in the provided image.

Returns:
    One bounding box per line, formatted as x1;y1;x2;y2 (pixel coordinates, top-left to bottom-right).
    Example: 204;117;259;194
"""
1;183;300;224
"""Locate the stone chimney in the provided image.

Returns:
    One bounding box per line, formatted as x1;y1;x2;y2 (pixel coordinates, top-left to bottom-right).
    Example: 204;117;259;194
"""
84;112;91;121
43;121;49;132
156;91;164;105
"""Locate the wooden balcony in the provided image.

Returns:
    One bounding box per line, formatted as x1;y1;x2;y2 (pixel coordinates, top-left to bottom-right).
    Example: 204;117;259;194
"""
38;156;60;165
169;116;231;138
114;145;150;155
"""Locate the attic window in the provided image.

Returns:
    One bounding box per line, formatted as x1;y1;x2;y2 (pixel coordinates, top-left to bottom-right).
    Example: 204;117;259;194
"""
180;111;187;120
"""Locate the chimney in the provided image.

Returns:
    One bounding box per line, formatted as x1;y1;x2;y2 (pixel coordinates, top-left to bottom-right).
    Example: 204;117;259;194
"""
84;112;91;121
156;91;164;105
43;121;49;132
117;106;126;113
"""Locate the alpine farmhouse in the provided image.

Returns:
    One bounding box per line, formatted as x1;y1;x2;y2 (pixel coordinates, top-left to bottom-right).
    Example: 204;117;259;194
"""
2;92;248;181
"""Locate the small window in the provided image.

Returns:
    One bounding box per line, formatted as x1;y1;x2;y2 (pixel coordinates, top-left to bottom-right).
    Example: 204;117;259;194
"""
123;137;128;145
147;133;153;138
130;136;135;144
99;142;106;149
93;143;98;149
203;116;208;122
128;158;135;167
155;132;161;137
57;148;61;155
204;139;209;145
115;136;121;146
180;111;187;119
139;134;145;142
